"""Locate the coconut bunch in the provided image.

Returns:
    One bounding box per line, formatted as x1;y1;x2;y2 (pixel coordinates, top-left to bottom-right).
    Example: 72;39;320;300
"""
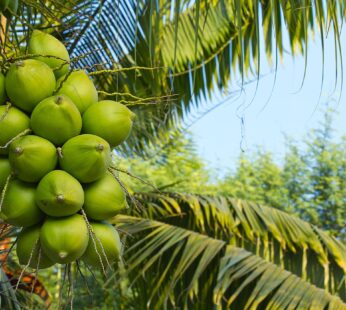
0;30;135;270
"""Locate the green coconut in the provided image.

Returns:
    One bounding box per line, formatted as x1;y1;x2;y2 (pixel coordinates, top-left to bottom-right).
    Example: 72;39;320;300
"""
84;173;126;221
56;70;98;113
5;59;56;112
0;105;30;155
40;214;89;264
31;95;82;146
0;179;44;227
0;157;11;191
0;72;6;104
9;135;58;183
59;134;111;183
36;170;84;217
28;30;70;79
16;225;54;269
81;222;121;268
83;101;135;147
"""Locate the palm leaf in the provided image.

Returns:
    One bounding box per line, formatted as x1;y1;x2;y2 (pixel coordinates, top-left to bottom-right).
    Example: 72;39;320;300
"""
126;193;346;300
113;214;346;309
63;0;346;155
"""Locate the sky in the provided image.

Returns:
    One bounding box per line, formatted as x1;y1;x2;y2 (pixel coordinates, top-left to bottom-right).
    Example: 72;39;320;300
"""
190;30;346;176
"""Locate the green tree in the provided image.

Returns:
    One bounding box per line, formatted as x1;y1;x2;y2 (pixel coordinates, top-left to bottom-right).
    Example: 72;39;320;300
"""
283;111;346;238
115;132;213;194
217;110;346;240
219;150;289;211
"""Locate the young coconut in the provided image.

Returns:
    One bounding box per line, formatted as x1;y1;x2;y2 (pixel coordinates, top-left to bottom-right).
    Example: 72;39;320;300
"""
9;135;58;183
0;179;44;227
36;170;84;217
31;95;82;146
59;134;111;183
82;101;136;147
5;59;56;112
0;157;11;191
0;72;6;104
81;222;121;268
40;214;89;264
84;173;126;221
0;105;30;155
28;30;70;79
16;225;54;269
56;70;98;113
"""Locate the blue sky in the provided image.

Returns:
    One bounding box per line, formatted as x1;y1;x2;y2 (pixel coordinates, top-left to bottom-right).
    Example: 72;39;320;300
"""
190;30;346;175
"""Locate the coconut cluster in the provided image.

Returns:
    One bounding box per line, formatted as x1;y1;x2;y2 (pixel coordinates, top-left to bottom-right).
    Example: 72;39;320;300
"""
0;30;135;269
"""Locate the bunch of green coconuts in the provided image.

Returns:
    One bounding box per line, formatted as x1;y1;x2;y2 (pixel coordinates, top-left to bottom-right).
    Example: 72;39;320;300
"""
0;29;135;269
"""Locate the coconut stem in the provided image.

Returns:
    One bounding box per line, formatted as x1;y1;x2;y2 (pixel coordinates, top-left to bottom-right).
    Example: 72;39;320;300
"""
0;129;31;150
55;96;64;105
15;61;25;68
80;209;110;275
0;103;11;124
96;144;104;152
59;252;68;259
108;168;143;211
57;147;63;158
0;174;12;212
14;146;23;155
56;194;64;202
15;238;39;291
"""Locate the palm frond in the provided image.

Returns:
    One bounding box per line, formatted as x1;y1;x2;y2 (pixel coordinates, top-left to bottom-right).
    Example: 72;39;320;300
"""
67;0;346;154
113;214;346;309
127;193;346;300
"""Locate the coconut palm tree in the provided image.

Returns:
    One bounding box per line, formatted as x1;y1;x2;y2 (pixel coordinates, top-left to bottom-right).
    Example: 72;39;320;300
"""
1;0;346;308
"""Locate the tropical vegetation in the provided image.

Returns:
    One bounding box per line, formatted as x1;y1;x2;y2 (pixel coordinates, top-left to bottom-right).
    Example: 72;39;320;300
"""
0;0;346;309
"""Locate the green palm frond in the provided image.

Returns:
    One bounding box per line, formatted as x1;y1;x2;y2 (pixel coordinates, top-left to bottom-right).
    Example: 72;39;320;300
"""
113;214;346;309
63;0;346;155
118;193;346;302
